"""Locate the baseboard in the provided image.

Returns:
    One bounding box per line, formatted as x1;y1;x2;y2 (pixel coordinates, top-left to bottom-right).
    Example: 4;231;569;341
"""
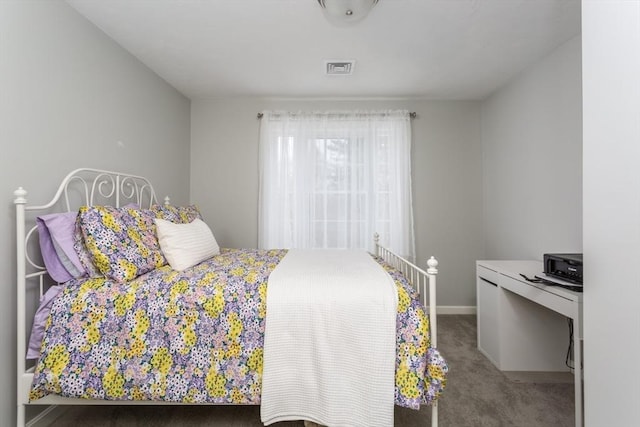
437;305;476;315
27;405;64;427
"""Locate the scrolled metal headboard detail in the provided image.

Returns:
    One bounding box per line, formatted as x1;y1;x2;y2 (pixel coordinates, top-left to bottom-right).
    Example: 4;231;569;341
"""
14;168;160;275
14;168;165;426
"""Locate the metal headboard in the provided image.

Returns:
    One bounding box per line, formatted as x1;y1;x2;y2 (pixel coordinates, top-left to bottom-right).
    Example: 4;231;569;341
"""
14;168;161;426
14;168;159;276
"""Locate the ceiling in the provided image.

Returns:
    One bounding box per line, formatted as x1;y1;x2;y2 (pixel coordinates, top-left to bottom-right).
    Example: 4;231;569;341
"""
67;0;581;100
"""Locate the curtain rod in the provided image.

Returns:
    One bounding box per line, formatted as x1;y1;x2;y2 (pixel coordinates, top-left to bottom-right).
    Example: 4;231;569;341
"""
256;112;417;119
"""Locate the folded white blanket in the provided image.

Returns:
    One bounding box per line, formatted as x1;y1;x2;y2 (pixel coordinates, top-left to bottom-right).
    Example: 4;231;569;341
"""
261;249;398;427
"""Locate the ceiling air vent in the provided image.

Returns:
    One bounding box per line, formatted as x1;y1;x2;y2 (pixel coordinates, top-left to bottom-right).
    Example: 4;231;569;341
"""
325;60;355;75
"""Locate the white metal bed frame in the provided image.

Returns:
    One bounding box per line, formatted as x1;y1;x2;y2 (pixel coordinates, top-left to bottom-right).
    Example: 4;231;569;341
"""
14;168;439;427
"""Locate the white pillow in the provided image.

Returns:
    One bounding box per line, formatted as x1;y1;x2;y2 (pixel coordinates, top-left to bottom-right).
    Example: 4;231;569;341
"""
155;218;220;271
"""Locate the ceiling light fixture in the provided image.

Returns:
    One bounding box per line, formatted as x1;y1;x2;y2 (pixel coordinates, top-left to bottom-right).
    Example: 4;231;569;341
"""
317;0;379;25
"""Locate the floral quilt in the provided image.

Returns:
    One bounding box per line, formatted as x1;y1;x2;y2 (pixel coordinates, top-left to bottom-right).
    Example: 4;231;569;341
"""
30;249;447;407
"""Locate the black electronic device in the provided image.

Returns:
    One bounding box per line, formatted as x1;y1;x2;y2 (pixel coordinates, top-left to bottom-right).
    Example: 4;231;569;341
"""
543;253;583;285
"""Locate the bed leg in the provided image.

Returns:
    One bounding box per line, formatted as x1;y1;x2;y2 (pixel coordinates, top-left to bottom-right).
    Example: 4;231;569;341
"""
431;401;438;427
373;232;380;257
17;404;24;427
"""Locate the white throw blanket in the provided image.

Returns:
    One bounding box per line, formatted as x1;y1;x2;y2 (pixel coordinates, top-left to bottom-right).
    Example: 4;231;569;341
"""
260;249;398;427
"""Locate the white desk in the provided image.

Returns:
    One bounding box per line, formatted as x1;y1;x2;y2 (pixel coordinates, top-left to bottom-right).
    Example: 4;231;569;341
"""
476;260;583;427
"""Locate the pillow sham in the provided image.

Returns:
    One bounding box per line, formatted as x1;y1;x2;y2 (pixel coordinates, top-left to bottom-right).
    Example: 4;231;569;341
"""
78;205;166;283
155;217;220;271
73;214;105;279
38;212;86;276
151;204;202;224
36;213;76;283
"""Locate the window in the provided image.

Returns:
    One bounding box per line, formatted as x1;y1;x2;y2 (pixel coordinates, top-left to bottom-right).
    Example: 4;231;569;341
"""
258;110;414;258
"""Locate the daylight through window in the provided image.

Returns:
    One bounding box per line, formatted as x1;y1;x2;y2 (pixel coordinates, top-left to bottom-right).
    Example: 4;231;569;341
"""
258;110;414;258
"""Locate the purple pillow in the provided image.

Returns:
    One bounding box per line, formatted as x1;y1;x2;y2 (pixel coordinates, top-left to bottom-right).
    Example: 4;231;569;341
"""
36;212;82;282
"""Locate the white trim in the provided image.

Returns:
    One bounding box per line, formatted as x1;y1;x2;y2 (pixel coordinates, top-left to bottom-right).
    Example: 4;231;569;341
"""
26;405;63;427
436;305;476;315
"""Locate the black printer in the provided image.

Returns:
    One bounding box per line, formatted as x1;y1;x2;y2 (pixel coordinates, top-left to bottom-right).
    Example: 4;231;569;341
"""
543;253;583;285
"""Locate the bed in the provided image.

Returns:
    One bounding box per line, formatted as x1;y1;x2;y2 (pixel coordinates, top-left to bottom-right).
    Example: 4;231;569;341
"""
15;168;447;427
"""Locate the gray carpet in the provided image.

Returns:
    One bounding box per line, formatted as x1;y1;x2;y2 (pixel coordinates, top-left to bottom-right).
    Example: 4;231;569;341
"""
47;315;575;426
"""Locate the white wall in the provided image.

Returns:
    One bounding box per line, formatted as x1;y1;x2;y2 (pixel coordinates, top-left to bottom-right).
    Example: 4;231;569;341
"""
582;2;640;425
481;36;583;260
0;1;593;425
191;98;484;308
0;2;191;425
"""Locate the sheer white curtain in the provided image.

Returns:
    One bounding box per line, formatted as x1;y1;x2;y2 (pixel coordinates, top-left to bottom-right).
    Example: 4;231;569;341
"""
258;110;415;258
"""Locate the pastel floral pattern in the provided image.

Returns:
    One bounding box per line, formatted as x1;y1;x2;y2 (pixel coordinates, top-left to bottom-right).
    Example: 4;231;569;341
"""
151;204;202;224
30;249;447;407
73;216;103;279
374;256;449;406
78;206;166;283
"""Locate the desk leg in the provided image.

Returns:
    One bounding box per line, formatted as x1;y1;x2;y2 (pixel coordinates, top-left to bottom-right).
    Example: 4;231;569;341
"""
574;316;583;427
